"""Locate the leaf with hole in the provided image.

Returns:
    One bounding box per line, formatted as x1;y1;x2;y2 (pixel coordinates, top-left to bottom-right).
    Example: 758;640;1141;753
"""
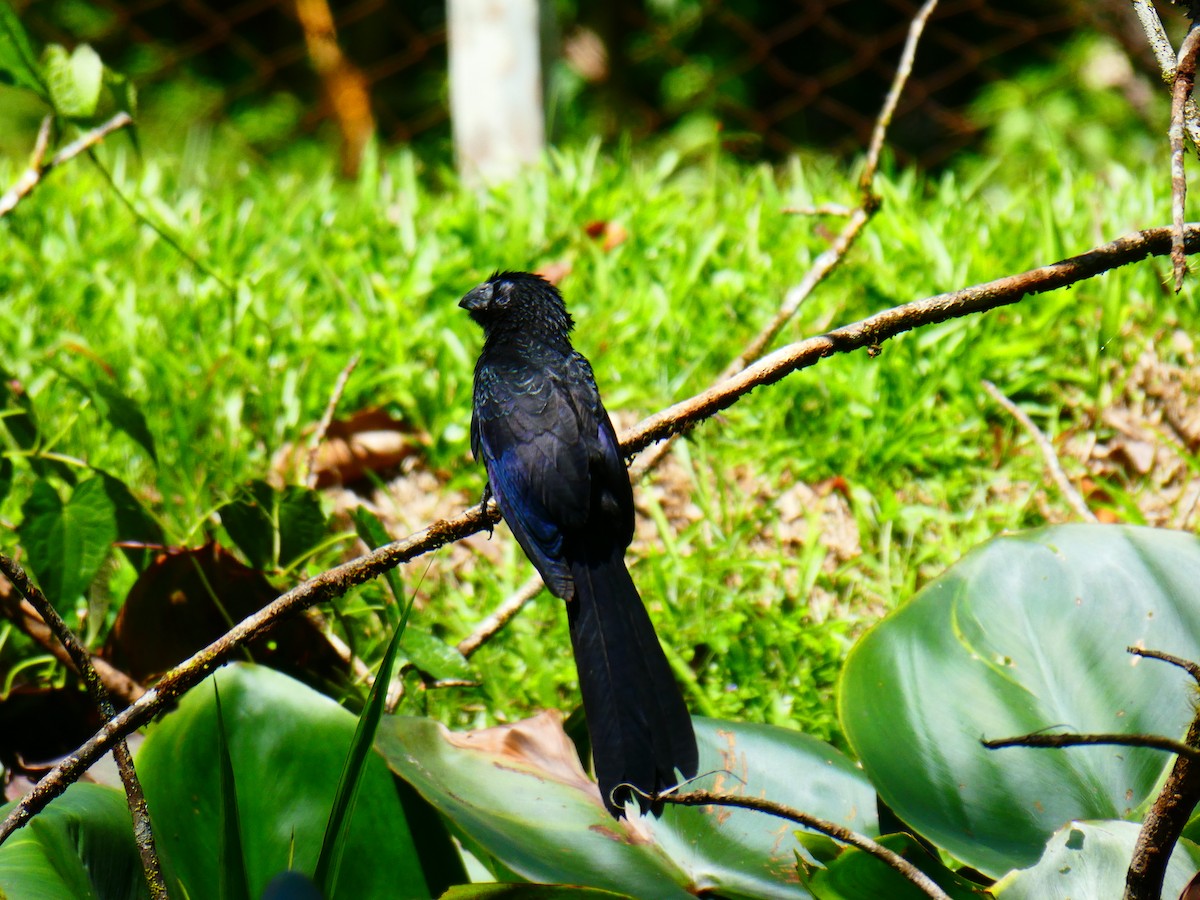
840;524;1200;878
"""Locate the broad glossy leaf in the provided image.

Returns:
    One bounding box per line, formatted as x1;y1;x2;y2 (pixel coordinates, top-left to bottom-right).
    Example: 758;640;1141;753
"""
19;477;116;611
377;712;876;899
441;886;632;899
137;663;442;899
840;524;1200;877
805;833;991;899
992;820;1200;898
0;782;148;899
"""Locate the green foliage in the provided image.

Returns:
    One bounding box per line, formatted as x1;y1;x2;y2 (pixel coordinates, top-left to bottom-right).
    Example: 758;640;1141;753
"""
136;663;448;899
840;524;1200;877
377;713;875;898
0;783;149;899
18;477;116;613
218;480;328;572
993;821;1200;898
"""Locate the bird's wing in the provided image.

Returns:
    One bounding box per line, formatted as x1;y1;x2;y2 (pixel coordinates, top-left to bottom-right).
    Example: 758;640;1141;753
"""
474;359;595;596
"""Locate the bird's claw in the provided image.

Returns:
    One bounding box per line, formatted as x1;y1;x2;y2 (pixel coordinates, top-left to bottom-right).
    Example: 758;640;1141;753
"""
480;483;494;538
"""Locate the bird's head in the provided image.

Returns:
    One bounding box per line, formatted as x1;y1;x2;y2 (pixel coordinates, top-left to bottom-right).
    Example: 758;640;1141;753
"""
459;271;574;339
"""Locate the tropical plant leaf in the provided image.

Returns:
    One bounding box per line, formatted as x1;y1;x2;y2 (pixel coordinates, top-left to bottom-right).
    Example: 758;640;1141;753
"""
137;663;445;899
220;480;327;570
0;782;149;899
214;681;251;900
804;832;992;899
991;820;1200;898
314;585;415;896
19;476;116;611
840;524;1200;877
377;712;876;899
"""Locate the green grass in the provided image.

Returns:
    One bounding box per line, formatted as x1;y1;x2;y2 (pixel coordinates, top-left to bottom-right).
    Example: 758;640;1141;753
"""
0;67;1194;749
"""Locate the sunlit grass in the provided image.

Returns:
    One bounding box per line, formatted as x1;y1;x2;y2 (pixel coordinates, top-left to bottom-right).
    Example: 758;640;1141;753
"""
0;97;1192;743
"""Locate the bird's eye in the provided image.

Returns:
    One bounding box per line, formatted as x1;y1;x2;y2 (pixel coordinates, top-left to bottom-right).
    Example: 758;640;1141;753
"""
494;283;513;306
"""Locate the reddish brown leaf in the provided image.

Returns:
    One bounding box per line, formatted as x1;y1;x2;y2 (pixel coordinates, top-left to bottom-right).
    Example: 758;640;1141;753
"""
273;407;429;489
103;542;347;687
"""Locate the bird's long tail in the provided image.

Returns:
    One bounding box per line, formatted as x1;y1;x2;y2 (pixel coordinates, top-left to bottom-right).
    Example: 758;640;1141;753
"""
566;544;698;817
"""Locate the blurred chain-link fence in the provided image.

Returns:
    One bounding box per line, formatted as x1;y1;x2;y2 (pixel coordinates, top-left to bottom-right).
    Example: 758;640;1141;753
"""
12;0;1166;165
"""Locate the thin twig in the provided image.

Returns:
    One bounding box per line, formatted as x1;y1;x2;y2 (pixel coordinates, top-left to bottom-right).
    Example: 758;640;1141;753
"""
859;0;939;194
3;222;1200;845
456;574;543;657
782;203;854;217
0;113;134;217
305;352;361;489
981;380;1097;522
983;730;1200;762
659;789;950;900
1133;0;1200;147
1171;27;1200;292
0;555;168;898
1128;645;1200;684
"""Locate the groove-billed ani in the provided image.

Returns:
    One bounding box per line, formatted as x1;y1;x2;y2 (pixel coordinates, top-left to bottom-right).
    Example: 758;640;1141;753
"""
460;271;698;817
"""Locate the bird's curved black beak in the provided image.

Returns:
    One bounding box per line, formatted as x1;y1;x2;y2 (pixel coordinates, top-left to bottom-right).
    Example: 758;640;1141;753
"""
459;284;493;313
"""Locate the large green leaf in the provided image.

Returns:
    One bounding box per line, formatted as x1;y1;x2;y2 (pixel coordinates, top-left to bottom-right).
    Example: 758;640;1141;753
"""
992;820;1200;898
0;782;149;900
19;476;117;611
377;712;877;899
805;833;991;899
840;524;1200;878
137;663;444;899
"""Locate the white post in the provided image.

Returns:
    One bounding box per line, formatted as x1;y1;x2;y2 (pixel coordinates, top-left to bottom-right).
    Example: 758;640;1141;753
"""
447;0;547;183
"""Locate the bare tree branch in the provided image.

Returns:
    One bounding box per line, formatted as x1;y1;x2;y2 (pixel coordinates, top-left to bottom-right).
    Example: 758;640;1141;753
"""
981;380;1098;522
0;555;168;898
1171;27;1200;291
305;352;361;489
1133;0;1200;146
0;113;134;218
983;730;1200;762
659;789;951;899
1125;653;1200;900
2;222;1199;846
1129;645;1200;684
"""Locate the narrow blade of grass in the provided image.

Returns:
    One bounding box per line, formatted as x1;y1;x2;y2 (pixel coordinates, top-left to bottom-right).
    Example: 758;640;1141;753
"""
214;679;251;900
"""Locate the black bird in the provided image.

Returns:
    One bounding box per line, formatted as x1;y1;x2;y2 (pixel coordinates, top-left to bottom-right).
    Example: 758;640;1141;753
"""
460;271;698;817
